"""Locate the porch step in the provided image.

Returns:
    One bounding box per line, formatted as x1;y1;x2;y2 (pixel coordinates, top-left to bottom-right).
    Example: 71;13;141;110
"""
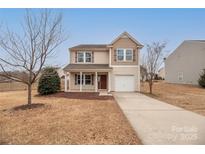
99;91;112;96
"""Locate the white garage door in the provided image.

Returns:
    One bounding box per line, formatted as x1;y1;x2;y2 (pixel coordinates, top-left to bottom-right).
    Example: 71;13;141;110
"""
115;75;135;92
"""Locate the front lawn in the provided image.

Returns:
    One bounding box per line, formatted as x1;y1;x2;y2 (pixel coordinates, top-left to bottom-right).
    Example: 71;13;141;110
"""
0;91;140;144
141;81;205;116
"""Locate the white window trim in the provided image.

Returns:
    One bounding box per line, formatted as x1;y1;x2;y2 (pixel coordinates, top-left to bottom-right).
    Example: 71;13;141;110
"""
125;48;133;61
84;74;92;85
76;74;83;85
75;74;92;85
116;48;124;62
77;51;84;63
116;48;133;62
77;51;92;63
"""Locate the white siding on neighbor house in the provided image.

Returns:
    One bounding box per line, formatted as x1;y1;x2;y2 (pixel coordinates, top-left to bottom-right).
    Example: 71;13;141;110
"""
165;41;205;85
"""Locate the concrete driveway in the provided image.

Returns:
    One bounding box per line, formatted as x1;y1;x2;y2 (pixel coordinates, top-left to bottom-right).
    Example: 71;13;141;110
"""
114;92;205;145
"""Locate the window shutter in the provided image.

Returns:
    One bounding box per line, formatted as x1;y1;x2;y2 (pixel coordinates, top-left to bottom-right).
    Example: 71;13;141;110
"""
92;51;94;63
133;50;136;61
114;49;117;61
75;74;77;85
91;74;94;85
75;52;77;63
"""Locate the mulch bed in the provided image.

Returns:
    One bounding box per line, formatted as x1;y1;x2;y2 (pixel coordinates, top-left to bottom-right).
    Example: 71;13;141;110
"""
43;92;114;100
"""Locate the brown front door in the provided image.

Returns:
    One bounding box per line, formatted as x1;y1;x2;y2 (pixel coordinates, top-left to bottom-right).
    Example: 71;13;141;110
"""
98;75;107;89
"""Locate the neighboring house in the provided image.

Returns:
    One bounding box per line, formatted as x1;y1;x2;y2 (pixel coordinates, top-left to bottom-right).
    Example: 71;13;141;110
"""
165;40;205;85
63;32;143;92
56;67;67;90
158;67;165;79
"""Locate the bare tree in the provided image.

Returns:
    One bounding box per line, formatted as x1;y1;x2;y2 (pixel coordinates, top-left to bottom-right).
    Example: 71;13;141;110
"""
0;9;65;106
143;42;166;94
140;54;148;81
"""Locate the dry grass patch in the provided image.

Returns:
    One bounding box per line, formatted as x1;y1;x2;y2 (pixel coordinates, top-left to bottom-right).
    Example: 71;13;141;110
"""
0;91;140;144
141;81;205;116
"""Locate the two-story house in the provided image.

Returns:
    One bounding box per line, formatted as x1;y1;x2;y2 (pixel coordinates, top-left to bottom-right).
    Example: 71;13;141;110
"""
63;32;143;92
165;40;205;85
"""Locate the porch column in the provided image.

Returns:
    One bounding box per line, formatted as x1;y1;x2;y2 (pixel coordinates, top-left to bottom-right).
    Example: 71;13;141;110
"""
109;47;112;67
64;73;68;92
95;72;98;92
68;72;71;92
108;71;111;92
138;49;141;92
80;72;82;92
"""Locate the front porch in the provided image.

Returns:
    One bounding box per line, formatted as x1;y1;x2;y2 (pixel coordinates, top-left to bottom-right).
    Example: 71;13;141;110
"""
64;71;111;92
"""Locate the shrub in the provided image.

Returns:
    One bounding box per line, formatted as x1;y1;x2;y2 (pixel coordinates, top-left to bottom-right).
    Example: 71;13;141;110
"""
198;69;205;88
38;67;61;95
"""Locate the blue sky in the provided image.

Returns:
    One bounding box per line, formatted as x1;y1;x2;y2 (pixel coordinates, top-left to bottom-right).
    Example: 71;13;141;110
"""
0;9;205;67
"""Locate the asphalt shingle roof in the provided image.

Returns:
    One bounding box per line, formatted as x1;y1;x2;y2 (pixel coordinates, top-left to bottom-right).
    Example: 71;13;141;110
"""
63;64;112;71
69;44;108;50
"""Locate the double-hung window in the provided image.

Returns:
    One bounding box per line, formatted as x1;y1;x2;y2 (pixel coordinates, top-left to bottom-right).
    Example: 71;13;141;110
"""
126;49;133;61
85;52;92;62
117;49;124;61
85;75;92;85
77;52;84;63
75;74;83;85
75;74;93;85
77;51;92;63
117;48;133;61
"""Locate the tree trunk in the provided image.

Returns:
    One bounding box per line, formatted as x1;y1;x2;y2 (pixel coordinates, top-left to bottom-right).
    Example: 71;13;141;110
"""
28;84;32;105
149;79;153;94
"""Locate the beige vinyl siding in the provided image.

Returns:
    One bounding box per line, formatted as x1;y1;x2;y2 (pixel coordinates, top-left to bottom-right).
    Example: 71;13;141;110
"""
70;51;76;64
111;37;139;65
70;50;109;64
94;51;109;64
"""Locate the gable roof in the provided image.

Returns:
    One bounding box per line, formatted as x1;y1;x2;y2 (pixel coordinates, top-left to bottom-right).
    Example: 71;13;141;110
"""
185;40;205;43
69;32;143;50
166;40;205;61
110;31;143;48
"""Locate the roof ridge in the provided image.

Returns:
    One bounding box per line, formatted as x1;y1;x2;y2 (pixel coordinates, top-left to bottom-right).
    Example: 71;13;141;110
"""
184;40;205;42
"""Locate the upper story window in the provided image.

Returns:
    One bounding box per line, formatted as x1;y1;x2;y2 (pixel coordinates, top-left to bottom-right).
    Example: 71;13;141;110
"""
77;51;92;63
116;48;133;61
117;49;124;61
126;49;133;60
77;52;84;62
85;52;92;62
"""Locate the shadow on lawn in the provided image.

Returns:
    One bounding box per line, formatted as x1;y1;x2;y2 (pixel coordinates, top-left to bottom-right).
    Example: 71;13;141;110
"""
12;103;45;111
140;91;159;98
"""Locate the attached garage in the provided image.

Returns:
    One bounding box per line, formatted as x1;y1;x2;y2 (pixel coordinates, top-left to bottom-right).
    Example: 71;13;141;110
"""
114;75;135;92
